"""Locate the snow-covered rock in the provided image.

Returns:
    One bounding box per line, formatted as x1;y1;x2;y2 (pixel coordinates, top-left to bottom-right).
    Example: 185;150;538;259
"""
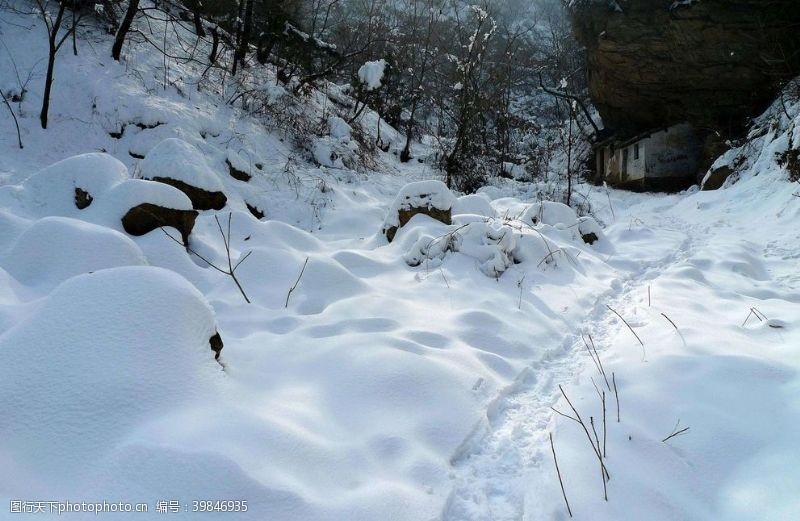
139;138;227;210
383;180;456;242
20;153;129;217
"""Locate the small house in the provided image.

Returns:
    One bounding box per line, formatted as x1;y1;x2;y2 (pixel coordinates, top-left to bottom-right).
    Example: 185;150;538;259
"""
595;123;700;191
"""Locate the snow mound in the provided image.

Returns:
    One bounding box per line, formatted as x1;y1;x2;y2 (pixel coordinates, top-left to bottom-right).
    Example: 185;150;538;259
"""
453;194;495;218
520;200;578;228
139;138;224;192
0;266;221;480
20;153;129;217
2;217;147;291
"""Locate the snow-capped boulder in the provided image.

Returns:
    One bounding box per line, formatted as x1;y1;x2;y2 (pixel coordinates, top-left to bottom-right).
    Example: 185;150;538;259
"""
21;153;129;215
92;179;198;245
226;150;254;182
139;138;227;210
383;180;456;242
0;266;221;475
577;216;605;246
2;217;146;291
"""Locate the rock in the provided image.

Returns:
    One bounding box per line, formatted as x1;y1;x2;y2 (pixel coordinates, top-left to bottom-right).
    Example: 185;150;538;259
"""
121;203;198;245
582;232;599;245
139;138;227;210
383;180;456;242
778;148;800;183
74;187;93;209
570;1;800;139
701;165;733;191
226;158;251;182
246;202;265;219
209;331;223;360
149;176;227;210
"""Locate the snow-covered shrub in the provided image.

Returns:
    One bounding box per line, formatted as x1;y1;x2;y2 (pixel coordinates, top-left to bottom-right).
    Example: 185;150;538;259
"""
383;180;456;242
403;220;516;278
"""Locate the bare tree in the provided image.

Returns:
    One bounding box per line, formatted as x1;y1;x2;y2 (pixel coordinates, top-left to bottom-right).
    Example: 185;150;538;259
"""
111;0;139;60
36;0;84;129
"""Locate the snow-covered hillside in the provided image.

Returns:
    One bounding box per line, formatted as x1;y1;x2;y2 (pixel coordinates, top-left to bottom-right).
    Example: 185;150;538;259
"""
1;1;799;520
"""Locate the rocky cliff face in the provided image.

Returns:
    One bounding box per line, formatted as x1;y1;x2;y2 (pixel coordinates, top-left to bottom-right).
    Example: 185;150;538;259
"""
570;0;800;139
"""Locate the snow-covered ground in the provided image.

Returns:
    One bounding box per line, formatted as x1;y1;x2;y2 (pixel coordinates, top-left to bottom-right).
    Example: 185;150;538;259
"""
1;2;799;520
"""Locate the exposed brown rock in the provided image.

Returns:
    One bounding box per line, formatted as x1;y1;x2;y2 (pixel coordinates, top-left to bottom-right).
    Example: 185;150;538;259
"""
121;203;198;245
209;331;223;360
226;159;251;182
74;187;93;209
246;202;265;219
150;176;227;211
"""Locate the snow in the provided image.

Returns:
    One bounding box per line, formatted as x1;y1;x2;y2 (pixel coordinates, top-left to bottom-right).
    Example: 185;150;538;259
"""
358;59;387;91
0;3;798;521
138;138;224;192
3;216;146;292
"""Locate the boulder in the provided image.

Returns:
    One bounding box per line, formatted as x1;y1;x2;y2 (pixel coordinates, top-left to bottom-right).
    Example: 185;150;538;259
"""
139;138;227;210
121;203;198;245
149;176;227;211
383;181;455;242
209;331;224;360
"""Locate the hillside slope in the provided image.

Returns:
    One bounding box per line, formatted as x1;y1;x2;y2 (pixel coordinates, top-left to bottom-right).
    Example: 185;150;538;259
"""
1;2;799;520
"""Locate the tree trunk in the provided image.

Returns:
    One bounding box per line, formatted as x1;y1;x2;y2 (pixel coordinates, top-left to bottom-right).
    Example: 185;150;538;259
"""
209;26;219;63
189;0;205;37
233;0;254;75
40;45;56;129
112;0;140;60
40;4;67;130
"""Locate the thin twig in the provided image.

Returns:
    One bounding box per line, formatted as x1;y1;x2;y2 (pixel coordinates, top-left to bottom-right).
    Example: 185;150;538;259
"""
607;305;646;360
549;433;573;518
602;391;607;458
0;90;23;149
590;416;608;501
586;335;610;391
285;256;310;308
612;372;620;423
558;385;611;482
661;312;679;331
662;419;690;443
